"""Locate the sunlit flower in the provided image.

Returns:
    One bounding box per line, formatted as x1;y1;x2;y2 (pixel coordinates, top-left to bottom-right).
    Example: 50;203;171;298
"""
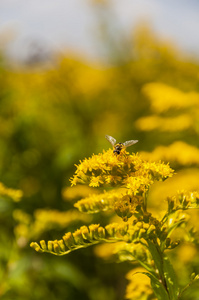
74;189;142;219
70;149;174;193
70;149;174;222
124;176;152;194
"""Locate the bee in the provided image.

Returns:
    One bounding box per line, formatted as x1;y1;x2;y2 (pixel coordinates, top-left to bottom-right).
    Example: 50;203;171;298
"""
105;135;138;155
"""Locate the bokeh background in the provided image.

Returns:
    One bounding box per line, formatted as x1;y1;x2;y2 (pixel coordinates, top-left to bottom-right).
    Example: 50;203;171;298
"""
0;1;199;299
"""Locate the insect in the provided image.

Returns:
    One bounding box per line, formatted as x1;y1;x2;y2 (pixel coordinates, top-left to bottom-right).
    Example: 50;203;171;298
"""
105;135;138;155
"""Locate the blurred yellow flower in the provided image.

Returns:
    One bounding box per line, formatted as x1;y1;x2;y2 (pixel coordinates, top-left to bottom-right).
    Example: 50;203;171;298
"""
125;267;155;300
62;185;98;201
141;141;199;166
136;114;192;131
14;209;92;241
94;242;124;260
142;82;199;113
148;168;199;211
0;182;23;202
177;243;197;264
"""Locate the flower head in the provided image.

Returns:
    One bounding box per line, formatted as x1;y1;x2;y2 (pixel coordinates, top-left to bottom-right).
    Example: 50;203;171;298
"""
70;149;174;221
70;149;174;196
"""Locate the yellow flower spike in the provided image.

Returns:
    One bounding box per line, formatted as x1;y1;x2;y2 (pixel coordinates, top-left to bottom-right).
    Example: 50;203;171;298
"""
75;189;143;218
70;150;174;206
74;190;115;213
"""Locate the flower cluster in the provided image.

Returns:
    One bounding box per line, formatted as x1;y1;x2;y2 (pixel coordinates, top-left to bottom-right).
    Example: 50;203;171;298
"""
167;190;199;212
70;149;174;194
30;219;163;256
74;189;123;213
30;144;199;299
70;149;174;221
74;188;143;220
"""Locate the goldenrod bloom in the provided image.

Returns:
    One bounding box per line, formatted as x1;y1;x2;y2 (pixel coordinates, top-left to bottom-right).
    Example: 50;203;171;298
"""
30;143;199;300
70;149;174;221
70;149;174;192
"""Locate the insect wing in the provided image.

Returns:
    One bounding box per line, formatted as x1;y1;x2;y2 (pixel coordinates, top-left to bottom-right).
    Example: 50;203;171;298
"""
123;139;138;147
105;135;116;146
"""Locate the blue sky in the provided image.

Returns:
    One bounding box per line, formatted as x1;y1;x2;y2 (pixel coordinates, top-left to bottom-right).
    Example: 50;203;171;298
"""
0;0;199;61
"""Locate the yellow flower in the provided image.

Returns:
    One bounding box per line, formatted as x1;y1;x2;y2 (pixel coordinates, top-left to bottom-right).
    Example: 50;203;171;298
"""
74;189;141;216
141;161;174;181
70;149;173;192
70;149;174;221
124;176;152;194
89;176;104;187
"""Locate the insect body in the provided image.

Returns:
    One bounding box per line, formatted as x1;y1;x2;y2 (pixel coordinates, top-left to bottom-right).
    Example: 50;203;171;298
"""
105;135;138;155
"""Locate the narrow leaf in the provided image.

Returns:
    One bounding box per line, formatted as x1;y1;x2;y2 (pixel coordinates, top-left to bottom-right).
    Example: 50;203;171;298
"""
140;272;170;300
163;255;179;299
147;241;164;276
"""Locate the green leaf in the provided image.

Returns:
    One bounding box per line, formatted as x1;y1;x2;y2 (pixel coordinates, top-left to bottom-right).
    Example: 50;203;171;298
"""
140;271;170;300
147;241;164;276
147;241;179;299
163;255;179;299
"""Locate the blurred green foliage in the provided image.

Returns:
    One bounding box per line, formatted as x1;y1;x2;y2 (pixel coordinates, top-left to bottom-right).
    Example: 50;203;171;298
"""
0;24;199;299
